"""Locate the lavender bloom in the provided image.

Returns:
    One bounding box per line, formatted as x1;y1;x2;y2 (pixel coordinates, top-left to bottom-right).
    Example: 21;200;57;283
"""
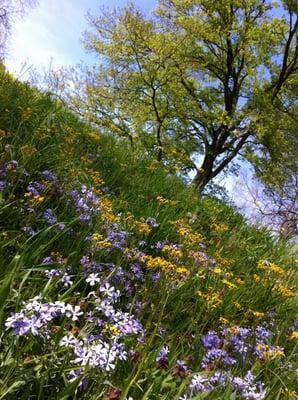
201;348;236;369
43;208;57;225
44;269;63;278
145;217;159;228
0;180;7;192
255;326;272;340
106;230;129;250
201;331;222;349
173;360;188;378
27;181;45;197
60;273;73;287
70;185;100;222
156;345;169;369
41;256;53;265
130;263;144;281
189;374;213;393
210;370;229;386
232;371;266;400
42;170;57;181
151;271;161;282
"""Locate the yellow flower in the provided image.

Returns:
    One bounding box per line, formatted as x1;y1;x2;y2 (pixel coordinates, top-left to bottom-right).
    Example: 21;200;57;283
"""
92;233;112;248
141;255;175;271
257;259;285;275
222;279;237;289
212;223;229;233
162;244;183;259
274;285;295;297
289;331;298;340
176;267;189;275
256;343;284;360
219;316;229;325
250;310;264;318
213;267;222;275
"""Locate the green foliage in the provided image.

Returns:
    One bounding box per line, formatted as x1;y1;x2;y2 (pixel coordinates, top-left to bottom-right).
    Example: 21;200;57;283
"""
80;0;297;193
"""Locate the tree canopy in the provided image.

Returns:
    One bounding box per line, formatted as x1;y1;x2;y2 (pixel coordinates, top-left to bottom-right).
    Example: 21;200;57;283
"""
80;0;297;193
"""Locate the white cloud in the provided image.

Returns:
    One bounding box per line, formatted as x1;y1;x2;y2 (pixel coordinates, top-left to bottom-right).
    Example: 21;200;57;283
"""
5;0;94;76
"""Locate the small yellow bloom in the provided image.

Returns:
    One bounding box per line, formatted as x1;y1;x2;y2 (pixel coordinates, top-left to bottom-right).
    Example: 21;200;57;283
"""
289;331;298;340
222;279;237;289
250;310;264;318
219;316;229;325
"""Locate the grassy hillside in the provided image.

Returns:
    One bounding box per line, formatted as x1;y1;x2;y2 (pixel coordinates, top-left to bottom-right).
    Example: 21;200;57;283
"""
0;68;297;400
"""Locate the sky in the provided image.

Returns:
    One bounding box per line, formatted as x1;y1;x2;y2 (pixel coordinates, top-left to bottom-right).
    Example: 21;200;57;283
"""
5;0;261;218
6;0;157;76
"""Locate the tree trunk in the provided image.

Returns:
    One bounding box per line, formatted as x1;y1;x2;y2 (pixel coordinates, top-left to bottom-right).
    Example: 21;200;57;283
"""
192;155;214;194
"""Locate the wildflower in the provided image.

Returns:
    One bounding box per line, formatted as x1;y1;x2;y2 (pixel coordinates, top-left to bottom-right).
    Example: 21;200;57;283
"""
43;208;57;225
156;346;169;369
42;170;57;181
61;273;73;287
189;374;213;393
173;360;188;378
86;273;101;286
222;279;237;289
290;331;298;340
232;371;266;400
65;304;84;321
60;335;79;347
145;217;159;228
201;331;222;349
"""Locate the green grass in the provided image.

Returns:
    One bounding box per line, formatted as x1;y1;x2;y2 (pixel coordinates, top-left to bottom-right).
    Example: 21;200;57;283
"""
0;67;297;400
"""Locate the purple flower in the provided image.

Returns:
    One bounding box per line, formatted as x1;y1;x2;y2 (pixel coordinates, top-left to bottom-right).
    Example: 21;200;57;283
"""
145;217;159;228
43;208;57;225
70;185;100;222
0;180;7;192
27;181;45;197
232;371;266;400
41;256;53;265
201;331;222;349
156;346;169;369
151;271;161;282
255;326;272;340
42;170;57;181
189;374;213;393
173;360;188;378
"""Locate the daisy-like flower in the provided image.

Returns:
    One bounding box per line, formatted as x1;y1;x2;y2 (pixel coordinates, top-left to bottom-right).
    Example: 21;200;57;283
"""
86;273;101;286
65;304;83;321
60;334;79;347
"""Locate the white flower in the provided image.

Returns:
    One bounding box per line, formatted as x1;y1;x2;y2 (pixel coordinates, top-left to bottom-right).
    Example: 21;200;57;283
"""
65;304;83;321
86;273;100;286
60;335;78;347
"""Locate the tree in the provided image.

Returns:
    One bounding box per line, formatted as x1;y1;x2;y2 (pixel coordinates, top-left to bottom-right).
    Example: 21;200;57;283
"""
81;0;297;193
0;0;37;59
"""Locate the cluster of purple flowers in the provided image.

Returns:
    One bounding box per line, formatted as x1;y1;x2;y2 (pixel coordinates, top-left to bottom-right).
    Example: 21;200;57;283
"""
42;208;65;230
178;325;279;399
27;181;45;197
70;185;100;221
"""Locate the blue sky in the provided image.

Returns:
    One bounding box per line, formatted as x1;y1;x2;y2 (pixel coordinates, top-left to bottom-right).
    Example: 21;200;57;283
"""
6;0;157;75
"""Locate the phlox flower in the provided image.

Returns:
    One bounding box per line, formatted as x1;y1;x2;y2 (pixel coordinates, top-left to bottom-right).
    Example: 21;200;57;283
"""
86;273;101;286
65;304;84;321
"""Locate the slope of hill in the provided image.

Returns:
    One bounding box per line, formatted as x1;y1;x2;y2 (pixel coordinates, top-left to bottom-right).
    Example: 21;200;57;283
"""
0;68;297;399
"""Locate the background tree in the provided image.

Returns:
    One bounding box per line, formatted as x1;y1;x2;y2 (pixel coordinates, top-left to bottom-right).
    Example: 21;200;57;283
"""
79;0;297;193
0;0;37;59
